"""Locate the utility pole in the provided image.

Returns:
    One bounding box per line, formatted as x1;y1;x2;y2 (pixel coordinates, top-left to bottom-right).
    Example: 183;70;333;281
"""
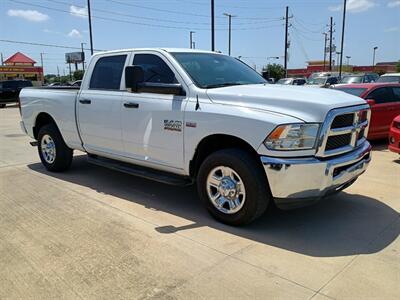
338;0;347;80
284;6;289;77
323;32;328;71
81;42;86;71
87;0;94;55
190;31;195;49
57;65;60;83
0;53;3;65
68;63;72;81
372;46;378;69
211;0;215;51
329;17;333;71
223;13;236;56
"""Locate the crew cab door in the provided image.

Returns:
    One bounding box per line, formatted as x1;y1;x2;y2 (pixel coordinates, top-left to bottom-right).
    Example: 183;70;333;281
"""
77;53;129;155
366;86;400;138
121;52;187;170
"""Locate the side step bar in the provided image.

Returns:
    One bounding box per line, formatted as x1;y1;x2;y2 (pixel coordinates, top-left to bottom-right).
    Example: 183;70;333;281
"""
87;155;193;186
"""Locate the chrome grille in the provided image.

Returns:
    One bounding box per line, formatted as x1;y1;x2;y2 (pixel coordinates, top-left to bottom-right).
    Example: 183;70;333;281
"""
316;105;371;158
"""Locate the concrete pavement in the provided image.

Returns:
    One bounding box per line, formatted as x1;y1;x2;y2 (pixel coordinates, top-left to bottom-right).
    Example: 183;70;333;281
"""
1;107;399;299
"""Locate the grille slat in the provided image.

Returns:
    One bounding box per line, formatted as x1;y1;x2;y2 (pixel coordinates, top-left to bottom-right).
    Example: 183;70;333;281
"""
326;133;352;151
331;113;354;129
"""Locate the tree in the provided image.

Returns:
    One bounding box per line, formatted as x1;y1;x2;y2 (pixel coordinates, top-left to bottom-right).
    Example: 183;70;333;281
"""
396;60;400;72
73;70;84;80
262;63;286;81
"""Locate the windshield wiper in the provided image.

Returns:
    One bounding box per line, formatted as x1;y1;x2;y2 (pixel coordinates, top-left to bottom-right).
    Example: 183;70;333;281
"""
203;82;244;89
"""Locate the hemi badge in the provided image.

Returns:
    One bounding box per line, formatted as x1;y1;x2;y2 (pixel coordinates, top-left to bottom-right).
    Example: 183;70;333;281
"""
186;122;197;128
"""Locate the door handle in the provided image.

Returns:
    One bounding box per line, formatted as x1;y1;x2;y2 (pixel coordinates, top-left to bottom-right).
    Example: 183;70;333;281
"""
79;99;91;104
124;102;139;108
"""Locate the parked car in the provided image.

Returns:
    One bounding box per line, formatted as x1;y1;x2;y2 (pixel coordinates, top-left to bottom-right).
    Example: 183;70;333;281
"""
338;73;379;84
377;73;400;83
71;80;82;87
276;78;307;85
334;83;400;139
306;76;339;88
19;48;372;225
0;80;32;108
388;115;400;154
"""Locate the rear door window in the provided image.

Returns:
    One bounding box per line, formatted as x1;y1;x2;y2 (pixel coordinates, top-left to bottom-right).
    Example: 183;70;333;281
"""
90;55;127;90
391;87;400;102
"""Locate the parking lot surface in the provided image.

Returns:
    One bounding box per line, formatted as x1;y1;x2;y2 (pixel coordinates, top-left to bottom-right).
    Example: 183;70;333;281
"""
1;107;399;299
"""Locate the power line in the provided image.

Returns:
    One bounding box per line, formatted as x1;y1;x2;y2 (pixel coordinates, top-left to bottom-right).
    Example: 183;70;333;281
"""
9;0;283;31
0;39;106;51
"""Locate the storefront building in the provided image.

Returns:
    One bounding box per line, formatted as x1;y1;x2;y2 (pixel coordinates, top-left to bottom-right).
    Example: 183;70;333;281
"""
0;52;44;84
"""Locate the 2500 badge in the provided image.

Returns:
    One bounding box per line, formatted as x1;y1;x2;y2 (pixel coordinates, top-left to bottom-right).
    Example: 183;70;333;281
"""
164;120;182;132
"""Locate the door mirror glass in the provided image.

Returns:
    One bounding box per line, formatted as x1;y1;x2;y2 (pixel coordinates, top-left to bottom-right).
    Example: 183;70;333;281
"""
125;65;144;92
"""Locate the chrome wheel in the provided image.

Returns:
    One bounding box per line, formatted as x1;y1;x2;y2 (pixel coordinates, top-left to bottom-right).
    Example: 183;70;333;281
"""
40;134;56;164
206;166;246;214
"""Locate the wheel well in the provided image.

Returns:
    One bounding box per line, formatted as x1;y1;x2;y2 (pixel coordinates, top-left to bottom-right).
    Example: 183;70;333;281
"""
189;134;261;177
33;113;57;140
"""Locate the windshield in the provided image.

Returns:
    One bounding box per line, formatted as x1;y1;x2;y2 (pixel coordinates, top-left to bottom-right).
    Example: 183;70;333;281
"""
277;79;292;84
377;76;400;83
171;53;266;88
307;77;326;85
340;76;362;84
336;87;367;97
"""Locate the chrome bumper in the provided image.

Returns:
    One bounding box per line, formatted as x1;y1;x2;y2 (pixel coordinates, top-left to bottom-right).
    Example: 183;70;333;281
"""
261;142;371;209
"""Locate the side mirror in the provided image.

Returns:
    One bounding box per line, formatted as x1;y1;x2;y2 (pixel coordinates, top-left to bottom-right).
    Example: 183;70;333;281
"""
366;99;375;106
125;65;144;92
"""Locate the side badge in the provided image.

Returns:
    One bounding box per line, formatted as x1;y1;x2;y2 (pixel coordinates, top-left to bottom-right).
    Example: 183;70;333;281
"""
164;120;182;132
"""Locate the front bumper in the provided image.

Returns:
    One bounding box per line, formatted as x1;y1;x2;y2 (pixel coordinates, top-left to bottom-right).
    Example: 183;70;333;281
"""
261;142;371;209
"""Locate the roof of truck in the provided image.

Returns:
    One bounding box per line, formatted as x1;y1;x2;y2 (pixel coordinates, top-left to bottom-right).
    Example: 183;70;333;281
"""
93;48;218;56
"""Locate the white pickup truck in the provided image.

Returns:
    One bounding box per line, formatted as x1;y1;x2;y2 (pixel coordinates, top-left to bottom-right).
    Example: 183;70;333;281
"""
19;48;372;225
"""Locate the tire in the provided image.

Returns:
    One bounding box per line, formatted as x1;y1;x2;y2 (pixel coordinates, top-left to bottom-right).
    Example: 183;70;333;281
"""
197;148;271;226
0;104;6;108
37;123;73;172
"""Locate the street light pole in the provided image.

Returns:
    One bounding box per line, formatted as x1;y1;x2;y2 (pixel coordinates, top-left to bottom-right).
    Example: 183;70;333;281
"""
223;13;236;56
372;46;378;69
190;31;195;49
346;55;351;66
211;0;215;51
338;0;347;80
87;0;94;55
81;42;86;71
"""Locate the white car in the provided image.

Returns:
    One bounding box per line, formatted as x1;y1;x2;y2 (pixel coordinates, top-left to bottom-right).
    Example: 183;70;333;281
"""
19;48;372;225
377;73;400;83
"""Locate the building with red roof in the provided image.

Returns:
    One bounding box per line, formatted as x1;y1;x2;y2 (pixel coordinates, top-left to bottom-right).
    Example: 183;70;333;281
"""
1;52;43;84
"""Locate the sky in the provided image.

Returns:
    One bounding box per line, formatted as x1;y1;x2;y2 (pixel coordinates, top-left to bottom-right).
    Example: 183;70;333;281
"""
0;0;399;75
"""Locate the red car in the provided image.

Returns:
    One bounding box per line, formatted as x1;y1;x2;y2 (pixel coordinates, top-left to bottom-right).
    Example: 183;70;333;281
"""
389;115;400;154
335;83;400;139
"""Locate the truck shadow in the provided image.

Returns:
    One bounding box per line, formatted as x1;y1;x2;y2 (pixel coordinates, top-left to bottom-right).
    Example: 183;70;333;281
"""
28;155;399;258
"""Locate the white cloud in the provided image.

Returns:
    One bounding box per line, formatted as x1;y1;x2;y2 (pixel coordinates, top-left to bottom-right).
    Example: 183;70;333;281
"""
70;5;87;18
384;26;399;32
387;1;400;8
7;9;49;22
329;0;376;13
67;29;82;38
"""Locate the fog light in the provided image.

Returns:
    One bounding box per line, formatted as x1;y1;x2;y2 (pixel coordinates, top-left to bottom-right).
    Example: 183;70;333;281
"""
389;136;395;144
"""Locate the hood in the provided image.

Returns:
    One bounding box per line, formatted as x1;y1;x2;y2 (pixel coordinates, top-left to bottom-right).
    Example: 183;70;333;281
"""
206;84;366;123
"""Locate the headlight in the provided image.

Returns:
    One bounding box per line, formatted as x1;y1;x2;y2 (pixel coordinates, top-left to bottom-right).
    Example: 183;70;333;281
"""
264;123;320;150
